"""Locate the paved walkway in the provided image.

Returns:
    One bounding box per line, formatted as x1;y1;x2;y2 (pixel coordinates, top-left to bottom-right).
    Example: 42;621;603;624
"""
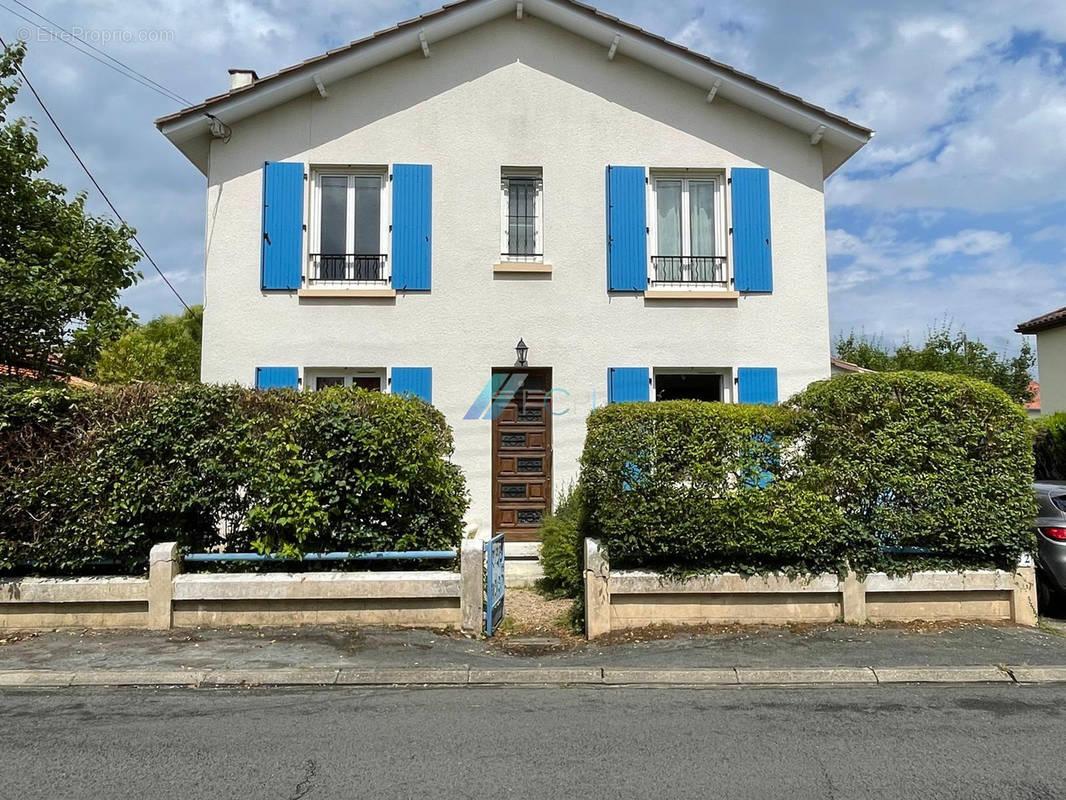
4;621;1066;686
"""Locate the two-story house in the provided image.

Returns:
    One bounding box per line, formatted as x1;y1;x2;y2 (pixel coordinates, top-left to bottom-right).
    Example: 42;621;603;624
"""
156;0;872;557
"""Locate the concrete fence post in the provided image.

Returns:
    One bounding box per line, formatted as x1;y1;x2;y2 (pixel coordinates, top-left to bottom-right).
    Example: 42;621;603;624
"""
584;538;610;639
460;538;484;636
1011;555;1038;627
148;542;179;630
841;570;866;625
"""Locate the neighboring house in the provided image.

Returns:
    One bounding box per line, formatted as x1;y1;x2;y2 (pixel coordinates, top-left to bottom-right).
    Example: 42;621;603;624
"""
1026;381;1041;418
156;0;872;542
1017;307;1066;416
830;357;873;377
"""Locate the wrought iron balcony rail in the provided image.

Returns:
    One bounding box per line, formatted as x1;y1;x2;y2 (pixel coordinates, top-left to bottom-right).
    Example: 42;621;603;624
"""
309;253;388;283
651;255;728;285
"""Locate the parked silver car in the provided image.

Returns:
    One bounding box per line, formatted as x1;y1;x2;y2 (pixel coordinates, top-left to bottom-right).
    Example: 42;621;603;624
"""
1035;481;1066;610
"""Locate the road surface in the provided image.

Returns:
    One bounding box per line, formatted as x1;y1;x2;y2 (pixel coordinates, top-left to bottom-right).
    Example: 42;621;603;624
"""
1;684;1060;799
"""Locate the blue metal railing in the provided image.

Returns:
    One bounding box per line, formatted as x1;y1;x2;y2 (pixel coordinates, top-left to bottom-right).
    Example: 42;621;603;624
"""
182;550;456;563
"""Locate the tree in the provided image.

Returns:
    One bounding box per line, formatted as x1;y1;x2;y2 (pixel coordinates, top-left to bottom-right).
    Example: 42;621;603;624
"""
835;323;1035;404
95;305;203;384
0;41;141;378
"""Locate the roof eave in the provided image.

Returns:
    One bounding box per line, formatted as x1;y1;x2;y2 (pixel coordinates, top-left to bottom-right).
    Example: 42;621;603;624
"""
157;0;873;176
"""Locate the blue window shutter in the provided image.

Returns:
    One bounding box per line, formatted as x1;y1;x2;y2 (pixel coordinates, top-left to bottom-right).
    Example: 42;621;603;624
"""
391;164;432;290
392;367;432;403
731;168;772;292
606;166;648;292
608;367;649;403
261;161;304;290
737;367;778;404
255;366;298;390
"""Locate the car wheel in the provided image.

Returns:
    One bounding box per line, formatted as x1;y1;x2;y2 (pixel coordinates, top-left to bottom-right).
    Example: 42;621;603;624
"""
1038;575;1063;618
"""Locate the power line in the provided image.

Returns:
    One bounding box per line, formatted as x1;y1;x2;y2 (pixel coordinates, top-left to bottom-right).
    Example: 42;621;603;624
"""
0;33;193;312
0;1;192;106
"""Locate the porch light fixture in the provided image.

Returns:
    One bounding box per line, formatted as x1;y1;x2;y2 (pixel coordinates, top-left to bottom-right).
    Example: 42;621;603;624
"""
514;338;528;367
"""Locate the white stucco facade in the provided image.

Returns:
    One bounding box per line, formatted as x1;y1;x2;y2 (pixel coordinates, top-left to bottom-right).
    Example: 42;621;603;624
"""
163;10;868;535
1036;327;1066;416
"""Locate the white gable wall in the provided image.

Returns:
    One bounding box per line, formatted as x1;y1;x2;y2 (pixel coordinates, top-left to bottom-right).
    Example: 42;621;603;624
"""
200;14;831;532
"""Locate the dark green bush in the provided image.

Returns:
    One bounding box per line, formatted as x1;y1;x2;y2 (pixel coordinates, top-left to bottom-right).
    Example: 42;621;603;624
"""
537;483;584;599
1034;412;1066;481
245;387;467;557
791;371;1035;572
0;380;468;574
580;401;853;575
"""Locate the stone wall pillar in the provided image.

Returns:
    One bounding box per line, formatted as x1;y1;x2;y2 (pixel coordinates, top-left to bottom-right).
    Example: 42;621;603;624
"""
1011;555;1039;627
841;571;867;625
460;538;484;636
584;538;610;639
147;542;179;630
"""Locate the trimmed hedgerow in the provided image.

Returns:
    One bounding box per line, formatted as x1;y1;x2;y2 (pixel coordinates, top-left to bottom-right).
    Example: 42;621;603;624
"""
1034;412;1066;481
579;401;856;576
244;387;467;558
0;379;468;574
791;371;1035;573
580;373;1036;578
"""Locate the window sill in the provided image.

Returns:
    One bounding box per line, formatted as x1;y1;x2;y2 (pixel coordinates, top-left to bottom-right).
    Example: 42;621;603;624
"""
493;261;552;274
297;288;397;299
644;289;740;300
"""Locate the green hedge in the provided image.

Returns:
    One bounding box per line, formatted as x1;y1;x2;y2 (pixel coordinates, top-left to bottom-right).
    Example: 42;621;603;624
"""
580;401;853;575
537;483;584;599
1034;412;1066;481
580;372;1035;577
791;371;1035;572
0;380;468;574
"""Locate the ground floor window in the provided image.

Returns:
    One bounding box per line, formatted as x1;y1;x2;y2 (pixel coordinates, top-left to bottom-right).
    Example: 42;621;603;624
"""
305;368;385;392
654;369;731;402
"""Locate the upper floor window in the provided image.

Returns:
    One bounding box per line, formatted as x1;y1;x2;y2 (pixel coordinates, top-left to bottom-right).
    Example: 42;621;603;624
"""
500;168;543;262
310;169;389;286
649;174;726;287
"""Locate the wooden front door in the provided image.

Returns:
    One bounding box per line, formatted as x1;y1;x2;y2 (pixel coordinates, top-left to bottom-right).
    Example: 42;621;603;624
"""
492;368;552;541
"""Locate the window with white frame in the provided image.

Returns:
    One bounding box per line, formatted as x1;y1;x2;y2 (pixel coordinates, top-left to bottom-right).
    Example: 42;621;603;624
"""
648;174;726;286
309;169;389;285
500;168;543;261
654;368;732;403
305;368;385;392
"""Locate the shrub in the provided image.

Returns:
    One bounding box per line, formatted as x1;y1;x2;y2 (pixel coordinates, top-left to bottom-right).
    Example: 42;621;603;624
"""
245;387;468;557
1034;412;1066;481
0;380;468;574
537;483;584;599
791;371;1035;572
580;401;853;575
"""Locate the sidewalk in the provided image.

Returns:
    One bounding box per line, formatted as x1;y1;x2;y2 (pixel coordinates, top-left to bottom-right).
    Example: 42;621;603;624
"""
4;620;1066;687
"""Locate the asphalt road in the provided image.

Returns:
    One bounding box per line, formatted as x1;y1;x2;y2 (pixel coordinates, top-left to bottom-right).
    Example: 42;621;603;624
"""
1;685;1062;799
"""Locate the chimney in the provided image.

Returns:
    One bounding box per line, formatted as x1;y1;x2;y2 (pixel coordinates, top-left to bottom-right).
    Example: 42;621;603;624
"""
228;69;258;91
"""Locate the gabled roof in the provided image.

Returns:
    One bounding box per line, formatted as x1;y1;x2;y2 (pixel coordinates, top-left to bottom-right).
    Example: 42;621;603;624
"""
156;0;873;176
1016;306;1066;334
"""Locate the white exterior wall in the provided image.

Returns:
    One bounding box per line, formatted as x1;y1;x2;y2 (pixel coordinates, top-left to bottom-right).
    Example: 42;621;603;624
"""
199;15;832;533
1037;328;1066;415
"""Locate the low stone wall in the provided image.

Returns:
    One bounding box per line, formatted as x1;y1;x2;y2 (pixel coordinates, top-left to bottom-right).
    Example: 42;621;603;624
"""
0;540;486;634
584;539;1039;638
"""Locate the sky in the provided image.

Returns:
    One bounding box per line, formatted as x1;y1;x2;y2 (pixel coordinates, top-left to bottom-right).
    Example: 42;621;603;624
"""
2;0;1066;355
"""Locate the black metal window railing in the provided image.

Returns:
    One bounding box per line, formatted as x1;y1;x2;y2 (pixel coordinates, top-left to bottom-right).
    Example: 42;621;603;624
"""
651;255;728;285
309;254;388;284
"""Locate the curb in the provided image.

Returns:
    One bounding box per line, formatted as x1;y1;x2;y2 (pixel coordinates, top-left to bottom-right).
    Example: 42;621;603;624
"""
2;664;1066;688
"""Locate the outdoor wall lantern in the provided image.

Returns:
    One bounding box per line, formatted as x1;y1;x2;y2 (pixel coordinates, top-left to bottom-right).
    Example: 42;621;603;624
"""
514;338;529;367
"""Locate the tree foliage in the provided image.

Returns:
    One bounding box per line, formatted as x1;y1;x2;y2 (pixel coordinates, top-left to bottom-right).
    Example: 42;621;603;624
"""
835;323;1034;404
95;305;203;384
0;41;141;377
